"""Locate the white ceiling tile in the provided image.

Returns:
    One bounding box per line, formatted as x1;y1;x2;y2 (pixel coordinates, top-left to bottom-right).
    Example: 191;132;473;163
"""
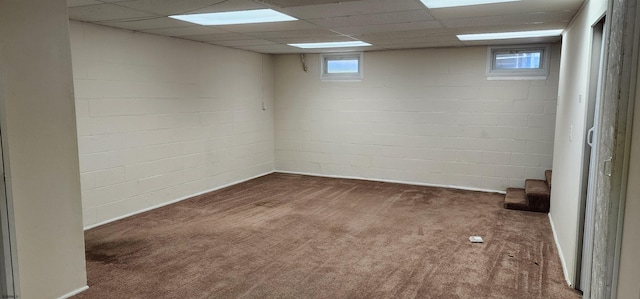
214;39;279;47
333;21;442;35
115;0;248;16
68;3;157;21
68;0;583;53
247;29;343;39
267;35;356;44
240;48;310;54
232;44;309;52
451;22;572;35
314;45;385;53
355;28;455;40
441;10;576;28
376;41;463;49
187;0;267;13
360;34;459;45
96;17;192;31
236;43;387;54
279;0;424;19
141;25;229;36
427;0;583;19
308;10;434;28
67;0;102;7
258;0;361;8
220;20;321;33
180;32;255;42
460;36;562;46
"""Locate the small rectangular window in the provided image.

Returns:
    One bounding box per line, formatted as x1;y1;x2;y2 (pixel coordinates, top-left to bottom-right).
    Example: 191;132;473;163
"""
321;52;363;81
487;45;550;80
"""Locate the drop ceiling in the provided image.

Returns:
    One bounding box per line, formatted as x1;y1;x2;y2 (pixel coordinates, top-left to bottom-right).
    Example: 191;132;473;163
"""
67;0;584;53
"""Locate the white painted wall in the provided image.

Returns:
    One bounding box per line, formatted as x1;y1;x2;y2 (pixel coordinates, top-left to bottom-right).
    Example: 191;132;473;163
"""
549;0;607;286
274;46;560;192
616;46;640;299
71;22;275;228
0;1;87;298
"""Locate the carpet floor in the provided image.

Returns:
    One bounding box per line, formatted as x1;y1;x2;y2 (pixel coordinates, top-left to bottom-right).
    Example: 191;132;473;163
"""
75;173;580;299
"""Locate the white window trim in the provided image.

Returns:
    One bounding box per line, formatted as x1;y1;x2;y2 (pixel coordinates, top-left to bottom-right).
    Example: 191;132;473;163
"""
320;52;364;82
486;44;550;80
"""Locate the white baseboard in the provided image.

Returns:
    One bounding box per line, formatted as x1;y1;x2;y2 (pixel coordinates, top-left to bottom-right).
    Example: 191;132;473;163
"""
84;171;275;230
84;169;506;231
548;213;572;287
57;285;89;299
274;170;506;194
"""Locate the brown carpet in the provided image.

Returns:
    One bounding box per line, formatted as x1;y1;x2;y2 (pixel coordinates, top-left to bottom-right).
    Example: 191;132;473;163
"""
75;173;580;299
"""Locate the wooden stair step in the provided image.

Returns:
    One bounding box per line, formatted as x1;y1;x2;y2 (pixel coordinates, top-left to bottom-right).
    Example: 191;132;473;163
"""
504;188;528;210
545;170;552;190
525;179;550;213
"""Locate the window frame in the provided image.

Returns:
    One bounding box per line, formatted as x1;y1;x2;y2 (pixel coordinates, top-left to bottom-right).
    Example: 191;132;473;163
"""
320;52;364;81
486;44;551;80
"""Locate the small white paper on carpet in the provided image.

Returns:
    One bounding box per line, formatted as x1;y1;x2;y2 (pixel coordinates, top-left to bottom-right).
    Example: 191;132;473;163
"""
469;236;484;243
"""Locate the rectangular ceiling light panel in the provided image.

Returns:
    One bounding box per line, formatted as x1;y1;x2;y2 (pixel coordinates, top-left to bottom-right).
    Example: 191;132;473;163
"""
457;29;563;41
169;9;297;25
420;0;519;9
288;41;372;49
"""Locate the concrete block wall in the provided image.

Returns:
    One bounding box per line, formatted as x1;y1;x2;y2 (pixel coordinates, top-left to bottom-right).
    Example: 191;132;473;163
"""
71;22;274;228
274;45;560;192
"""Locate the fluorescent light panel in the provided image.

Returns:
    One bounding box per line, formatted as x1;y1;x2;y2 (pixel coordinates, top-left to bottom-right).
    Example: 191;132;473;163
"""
288;41;372;49
420;0;519;9
169;9;297;25
457;29;564;41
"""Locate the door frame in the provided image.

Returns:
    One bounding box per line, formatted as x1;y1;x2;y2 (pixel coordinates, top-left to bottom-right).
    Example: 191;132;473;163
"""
610;2;640;298
0;127;16;298
589;0;640;297
577;16;607;296
0;49;19;299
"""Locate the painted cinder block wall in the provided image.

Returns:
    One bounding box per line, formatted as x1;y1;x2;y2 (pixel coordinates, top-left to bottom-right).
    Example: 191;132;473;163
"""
274;45;561;192
71;22;275;228
72;23;562;229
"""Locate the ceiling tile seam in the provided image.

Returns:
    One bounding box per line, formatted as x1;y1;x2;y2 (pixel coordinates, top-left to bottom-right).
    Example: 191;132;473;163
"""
303;9;434;21
100;0;256;16
89;0;267;27
92;1;165;18
437;10;578;23
249;1;369;50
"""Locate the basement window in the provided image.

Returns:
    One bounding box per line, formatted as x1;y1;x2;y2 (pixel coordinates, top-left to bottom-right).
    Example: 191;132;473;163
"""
320;52;363;81
487;45;550;80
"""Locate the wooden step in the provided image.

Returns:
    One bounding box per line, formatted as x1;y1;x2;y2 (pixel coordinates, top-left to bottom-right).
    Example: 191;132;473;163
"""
525;179;550;212
504;188;528;210
545;170;552;190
